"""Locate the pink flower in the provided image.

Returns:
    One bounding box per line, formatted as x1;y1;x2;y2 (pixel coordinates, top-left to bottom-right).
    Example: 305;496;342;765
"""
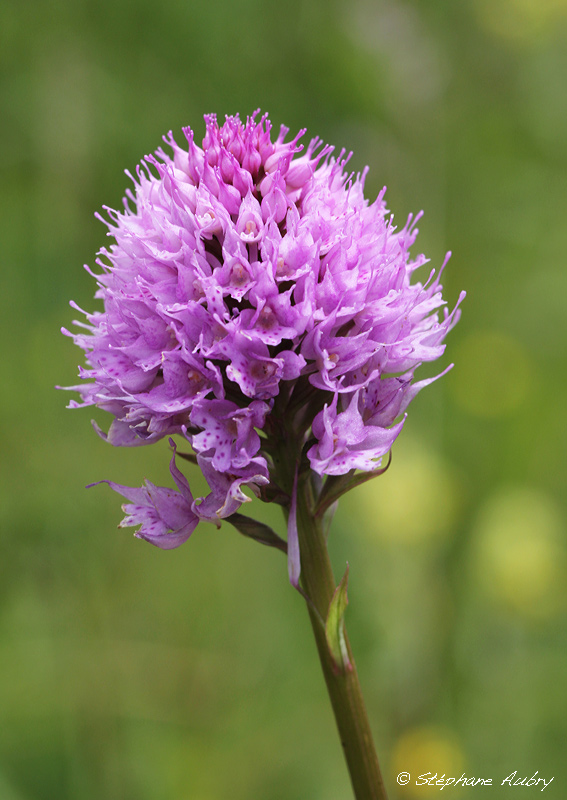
62;111;463;547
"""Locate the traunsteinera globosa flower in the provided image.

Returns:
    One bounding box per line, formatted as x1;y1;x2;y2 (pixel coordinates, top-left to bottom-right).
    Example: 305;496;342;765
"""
62;111;464;578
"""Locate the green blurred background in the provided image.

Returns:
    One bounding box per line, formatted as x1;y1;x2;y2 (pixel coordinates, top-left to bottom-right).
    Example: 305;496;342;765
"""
1;0;566;797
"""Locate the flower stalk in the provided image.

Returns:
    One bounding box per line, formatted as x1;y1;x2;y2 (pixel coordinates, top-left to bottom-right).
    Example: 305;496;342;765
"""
272;429;389;800
292;473;389;800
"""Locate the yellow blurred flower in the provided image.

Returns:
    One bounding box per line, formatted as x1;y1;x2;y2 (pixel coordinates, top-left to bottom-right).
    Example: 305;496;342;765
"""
348;437;460;546
471;487;566;619
391;726;466;797
474;0;567;44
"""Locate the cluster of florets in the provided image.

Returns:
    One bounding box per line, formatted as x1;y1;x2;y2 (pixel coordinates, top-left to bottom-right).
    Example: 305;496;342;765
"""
63;111;463;548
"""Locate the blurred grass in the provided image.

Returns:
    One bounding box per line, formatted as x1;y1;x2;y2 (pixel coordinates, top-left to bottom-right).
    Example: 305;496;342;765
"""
1;0;567;797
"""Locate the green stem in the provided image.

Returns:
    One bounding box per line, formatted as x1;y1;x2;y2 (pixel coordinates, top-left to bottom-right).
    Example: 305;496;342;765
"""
294;476;389;800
